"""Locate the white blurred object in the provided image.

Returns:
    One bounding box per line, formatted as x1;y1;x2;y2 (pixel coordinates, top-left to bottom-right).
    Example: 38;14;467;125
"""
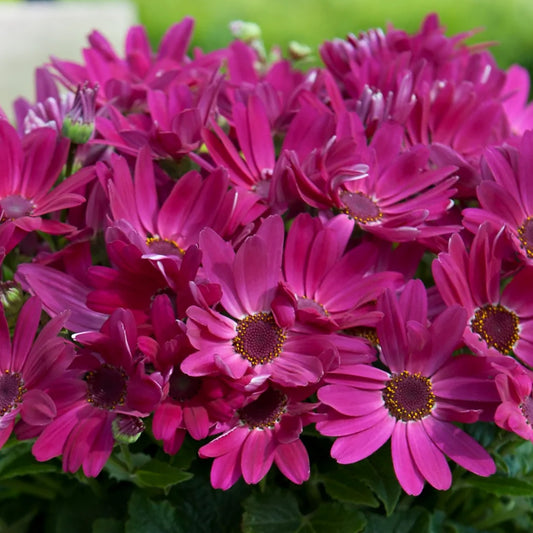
0;1;138;115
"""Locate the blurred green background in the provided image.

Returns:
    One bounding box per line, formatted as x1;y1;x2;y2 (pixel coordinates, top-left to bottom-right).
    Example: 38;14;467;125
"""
76;0;533;73
0;0;532;110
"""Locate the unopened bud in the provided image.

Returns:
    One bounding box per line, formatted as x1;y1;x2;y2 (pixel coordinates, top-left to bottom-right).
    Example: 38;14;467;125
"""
0;281;25;326
112;415;145;444
61;82;98;144
288;41;312;61
229;20;262;43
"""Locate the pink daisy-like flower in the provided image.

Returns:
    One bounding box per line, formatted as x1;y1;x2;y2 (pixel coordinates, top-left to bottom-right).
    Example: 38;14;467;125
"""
198;385;317;489
493;358;533;442
0;297;74;448
181;216;364;388
433;223;533;364
501;65;533;138
290;120;459;242
462;131;533;264
32;308;161;476
99;146;236;257
144;295;245;454
50;18;222;112
0;120;95;251
316;280;497;495
281;212;403;330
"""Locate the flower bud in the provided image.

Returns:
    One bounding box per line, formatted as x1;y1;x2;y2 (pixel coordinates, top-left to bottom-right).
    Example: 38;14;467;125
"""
229;20;262;43
0;281;25;327
112;415;145;444
61;82;98;144
288;41;312;61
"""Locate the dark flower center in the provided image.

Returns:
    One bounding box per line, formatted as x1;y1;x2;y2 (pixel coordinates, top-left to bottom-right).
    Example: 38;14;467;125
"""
471;304;519;354
340;191;382;223
347;326;379;345
232;312;286;366
518;217;533;259
520;396;533;426
0;195;34;220
169;368;202;402
383;371;435;421
239;388;288;429
85;364;128;410
146;236;184;256
0;371;26;416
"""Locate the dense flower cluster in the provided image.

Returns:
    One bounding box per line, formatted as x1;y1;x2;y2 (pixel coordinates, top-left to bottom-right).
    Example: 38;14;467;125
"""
1;13;533;496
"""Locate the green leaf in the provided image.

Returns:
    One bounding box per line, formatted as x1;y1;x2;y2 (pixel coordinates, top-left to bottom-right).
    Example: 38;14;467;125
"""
168;474;251;533
318;466;379;508
242;491;303;533
367;447;402;515
302;503;366;533
93;518;124;533
462;474;533;497
134;459;193;490
125;491;181;533
104;451;151;483
319;447;401;516
0;456;59;480
364;507;431;533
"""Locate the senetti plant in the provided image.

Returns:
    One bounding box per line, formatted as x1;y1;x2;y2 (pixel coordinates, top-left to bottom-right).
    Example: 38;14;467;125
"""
2;12;533;532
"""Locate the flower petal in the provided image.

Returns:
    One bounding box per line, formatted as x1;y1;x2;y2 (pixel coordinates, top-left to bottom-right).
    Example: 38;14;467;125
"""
330;415;395;464
391;422;425;496
406;421;451;491
423;417;495;477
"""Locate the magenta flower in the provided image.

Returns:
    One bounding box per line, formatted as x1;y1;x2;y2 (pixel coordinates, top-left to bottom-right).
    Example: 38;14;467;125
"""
50;18;222;112
463;131;533;264
199;386;317;489
145;295;245;454
99;146;236;257
32;309;161;476
501;65;533;137
433;223;533;364
493;358;533;441
290;121;459;242
0;297;74;447
13;68;73;136
0;120;95;251
181;216;358;388
202;92;277;205
316;280;497;495
281;212;403;330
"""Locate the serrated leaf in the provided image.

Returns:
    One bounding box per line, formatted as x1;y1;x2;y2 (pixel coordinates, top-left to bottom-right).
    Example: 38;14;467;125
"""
367;447;402;515
321;447;401;516
134;459;193;490
365;507;431;533
168;474;251;533
0;455;59;480
318;467;379;508
462;474;533;497
301;503;366;533
242;491;302;533
125;491;182;533
104;451;151;483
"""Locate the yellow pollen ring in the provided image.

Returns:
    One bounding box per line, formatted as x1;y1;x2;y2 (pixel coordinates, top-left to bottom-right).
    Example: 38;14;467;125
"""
145;235;185;255
517;217;533;258
470;304;519;354
232;312;286;366
340;191;383;224
383;370;435;422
